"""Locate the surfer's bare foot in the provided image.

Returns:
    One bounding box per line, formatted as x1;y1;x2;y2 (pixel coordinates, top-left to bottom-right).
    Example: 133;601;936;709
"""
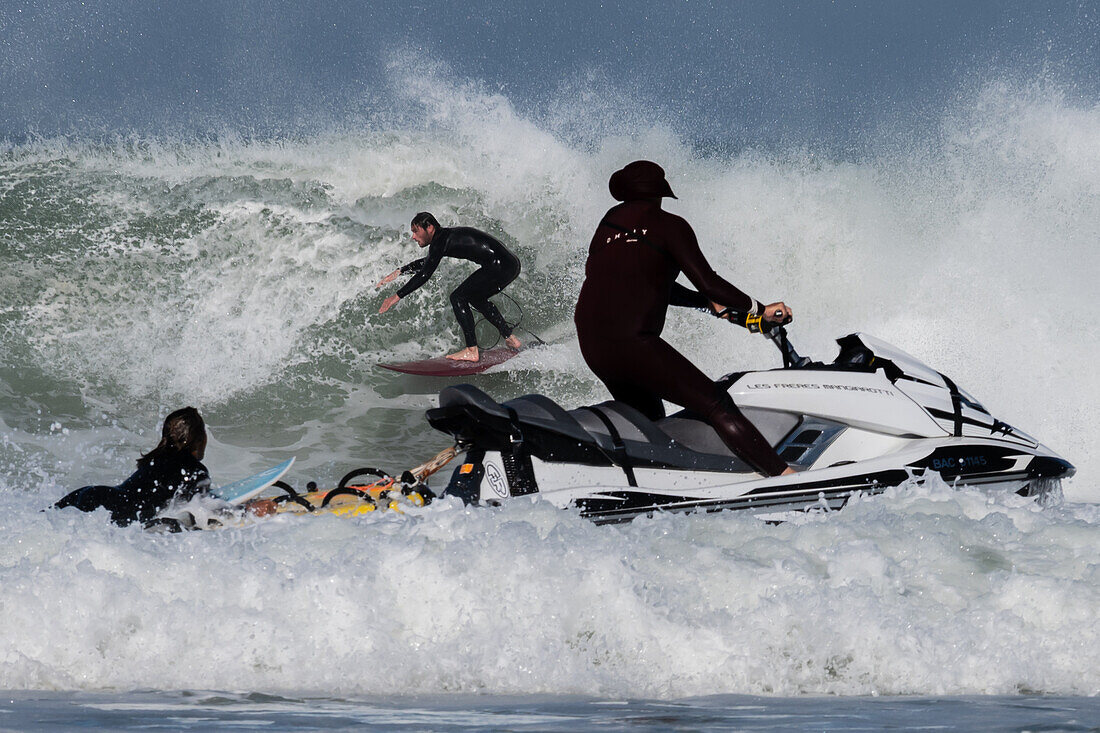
446;346;480;362
504;334;522;350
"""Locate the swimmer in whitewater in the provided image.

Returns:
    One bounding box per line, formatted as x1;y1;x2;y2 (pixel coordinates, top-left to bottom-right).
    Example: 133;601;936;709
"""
53;407;212;527
377;212;522;362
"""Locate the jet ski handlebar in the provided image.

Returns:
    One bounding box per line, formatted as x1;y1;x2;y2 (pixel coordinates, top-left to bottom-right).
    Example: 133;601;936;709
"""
714;306;810;368
766;325;811;368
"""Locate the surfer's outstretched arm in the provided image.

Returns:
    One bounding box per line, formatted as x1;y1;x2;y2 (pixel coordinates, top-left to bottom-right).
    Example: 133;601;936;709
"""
380;247;442;315
379;293;400;313
376;269;401;288
395;241;445;298
379;243;443;313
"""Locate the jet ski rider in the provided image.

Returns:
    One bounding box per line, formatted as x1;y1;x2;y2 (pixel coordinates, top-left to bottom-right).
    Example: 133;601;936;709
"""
377;212;523;362
574;160;796;477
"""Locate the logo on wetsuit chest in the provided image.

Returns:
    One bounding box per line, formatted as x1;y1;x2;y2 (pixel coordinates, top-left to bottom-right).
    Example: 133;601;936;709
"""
605;229;648;244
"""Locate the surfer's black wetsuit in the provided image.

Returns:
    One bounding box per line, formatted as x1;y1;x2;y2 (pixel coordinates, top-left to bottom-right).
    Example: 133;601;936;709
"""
54;450;211;527
573;199;788;477
397;226;521;348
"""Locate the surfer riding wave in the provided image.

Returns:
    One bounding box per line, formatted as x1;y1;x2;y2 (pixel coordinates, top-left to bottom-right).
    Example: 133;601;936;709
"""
378;212;522;362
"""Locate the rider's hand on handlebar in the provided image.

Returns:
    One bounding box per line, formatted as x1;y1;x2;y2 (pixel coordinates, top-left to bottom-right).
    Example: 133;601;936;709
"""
762;302;792;325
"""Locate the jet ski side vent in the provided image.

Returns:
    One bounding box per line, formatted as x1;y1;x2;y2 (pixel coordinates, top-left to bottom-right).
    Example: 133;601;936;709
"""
776;418;845;468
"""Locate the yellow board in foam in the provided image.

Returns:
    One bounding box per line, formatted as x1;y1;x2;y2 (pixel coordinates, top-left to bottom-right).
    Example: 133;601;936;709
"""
271;483;426;518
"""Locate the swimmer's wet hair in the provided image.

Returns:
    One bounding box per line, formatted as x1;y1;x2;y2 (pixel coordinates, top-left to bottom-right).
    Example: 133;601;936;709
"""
138;406;206;467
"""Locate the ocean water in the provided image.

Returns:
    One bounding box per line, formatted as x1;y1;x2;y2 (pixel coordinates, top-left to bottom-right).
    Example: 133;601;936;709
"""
2;2;1099;729
2;691;1100;731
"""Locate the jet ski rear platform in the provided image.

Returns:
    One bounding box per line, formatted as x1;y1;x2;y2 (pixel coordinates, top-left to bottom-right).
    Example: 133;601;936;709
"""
426;332;1074;523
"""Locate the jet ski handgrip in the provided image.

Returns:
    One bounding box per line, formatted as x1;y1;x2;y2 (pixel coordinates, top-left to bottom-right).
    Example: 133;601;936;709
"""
713;307;787;337
712;306;768;333
711;306;809;368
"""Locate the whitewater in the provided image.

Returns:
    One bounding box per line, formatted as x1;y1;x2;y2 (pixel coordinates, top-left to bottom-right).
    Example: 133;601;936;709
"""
1;70;1099;726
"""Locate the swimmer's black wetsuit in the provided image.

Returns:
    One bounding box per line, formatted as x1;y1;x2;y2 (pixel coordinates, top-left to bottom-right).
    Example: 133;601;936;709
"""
54;449;211;526
397;226;521;348
573;199;788;477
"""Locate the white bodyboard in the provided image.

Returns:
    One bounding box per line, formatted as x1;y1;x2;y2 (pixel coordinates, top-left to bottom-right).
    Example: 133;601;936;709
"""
212;457;295;505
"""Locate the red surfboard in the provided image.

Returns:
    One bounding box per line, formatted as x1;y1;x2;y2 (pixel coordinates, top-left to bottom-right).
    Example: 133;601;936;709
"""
377;347;519;376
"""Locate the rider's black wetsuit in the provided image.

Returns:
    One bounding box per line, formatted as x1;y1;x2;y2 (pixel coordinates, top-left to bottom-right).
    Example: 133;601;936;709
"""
573;199;788;477
397;227;521;348
54;450;211;526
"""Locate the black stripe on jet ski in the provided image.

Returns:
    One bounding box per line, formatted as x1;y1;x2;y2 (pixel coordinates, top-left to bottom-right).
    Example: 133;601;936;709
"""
574;446;1073;523
906;444;1031;478
898;373;990;412
930;455;1071;484
893;373;991;418
576;468;910;522
926;408;1016;437
577;463;1063;524
895;374;943;389
1025;455;1075;479
938;373;964;437
580;406;639;487
580;484;886;524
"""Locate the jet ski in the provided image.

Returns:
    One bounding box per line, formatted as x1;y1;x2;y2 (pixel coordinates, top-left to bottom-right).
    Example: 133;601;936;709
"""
425;326;1074;523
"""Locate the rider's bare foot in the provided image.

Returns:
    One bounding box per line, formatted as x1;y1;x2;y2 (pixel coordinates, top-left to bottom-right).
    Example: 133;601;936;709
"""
446;346;480;362
504;334;522;350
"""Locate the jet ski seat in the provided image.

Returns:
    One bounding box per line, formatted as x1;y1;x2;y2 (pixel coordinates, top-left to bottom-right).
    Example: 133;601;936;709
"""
432;385;755;473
